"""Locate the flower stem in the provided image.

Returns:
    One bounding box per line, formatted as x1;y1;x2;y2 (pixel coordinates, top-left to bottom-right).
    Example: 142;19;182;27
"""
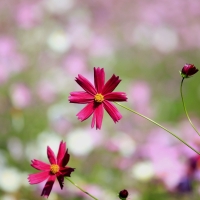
115;102;200;155
180;78;200;137
65;177;98;200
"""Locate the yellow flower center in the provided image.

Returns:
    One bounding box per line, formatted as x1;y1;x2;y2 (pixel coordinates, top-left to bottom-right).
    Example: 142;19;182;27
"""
50;164;59;174
94;93;104;103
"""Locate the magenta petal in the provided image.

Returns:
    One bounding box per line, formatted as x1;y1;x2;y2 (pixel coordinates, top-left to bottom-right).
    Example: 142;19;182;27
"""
69;91;94;104
92;104;104;129
61;150;70;167
41;175;56;198
57;141;66;166
28;171;49;184
60;167;75;176
75;75;96;95
47;146;56;164
94;67;105;93
103;100;122;123
31;159;50;171
57;175;64;189
102;74;121;94
76;102;95;121
91;110;96;128
104;92;127;102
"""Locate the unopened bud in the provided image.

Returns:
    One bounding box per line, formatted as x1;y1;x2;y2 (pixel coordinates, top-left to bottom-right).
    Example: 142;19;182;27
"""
119;189;129;200
180;64;198;78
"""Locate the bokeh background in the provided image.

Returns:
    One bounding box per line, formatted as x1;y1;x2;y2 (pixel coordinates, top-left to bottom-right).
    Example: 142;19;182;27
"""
1;0;200;199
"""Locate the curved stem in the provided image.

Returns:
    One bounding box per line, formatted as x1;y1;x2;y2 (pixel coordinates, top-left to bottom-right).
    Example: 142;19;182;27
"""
180;78;200;137
115;102;200;155
65;177;98;200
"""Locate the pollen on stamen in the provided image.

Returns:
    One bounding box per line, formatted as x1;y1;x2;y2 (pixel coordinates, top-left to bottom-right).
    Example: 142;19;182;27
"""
94;93;104;103
50;164;59;174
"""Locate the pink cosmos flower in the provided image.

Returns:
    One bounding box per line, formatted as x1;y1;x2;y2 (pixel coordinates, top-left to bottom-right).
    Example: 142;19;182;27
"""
69;67;127;129
28;141;75;198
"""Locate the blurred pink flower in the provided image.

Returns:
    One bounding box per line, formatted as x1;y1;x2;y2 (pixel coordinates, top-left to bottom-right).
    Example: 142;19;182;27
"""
129;81;153;117
142;129;186;190
69;67;127;129
16;3;42;29
28;141;75;198
0;36;27;84
10;83;31;109
62;53;86;75
37;81;57;103
89;36;114;57
51;117;71;135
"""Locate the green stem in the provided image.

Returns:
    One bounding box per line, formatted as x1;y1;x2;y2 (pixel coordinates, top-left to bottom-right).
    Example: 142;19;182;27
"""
115;102;200;155
180;78;200;137
65;177;98;200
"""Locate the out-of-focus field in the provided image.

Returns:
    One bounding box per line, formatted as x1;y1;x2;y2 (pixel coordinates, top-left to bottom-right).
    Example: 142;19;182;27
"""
0;0;200;199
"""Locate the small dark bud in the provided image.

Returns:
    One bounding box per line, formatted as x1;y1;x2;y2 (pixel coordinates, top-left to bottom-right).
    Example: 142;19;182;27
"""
180;64;198;78
119;189;129;200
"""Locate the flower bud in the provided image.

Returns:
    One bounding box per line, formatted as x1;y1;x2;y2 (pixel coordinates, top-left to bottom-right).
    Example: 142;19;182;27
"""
180;64;198;78
119;189;129;199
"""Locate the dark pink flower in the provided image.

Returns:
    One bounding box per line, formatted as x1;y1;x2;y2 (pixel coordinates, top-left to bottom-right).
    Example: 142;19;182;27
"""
28;141;75;198
181;64;198;78
69;67;127;129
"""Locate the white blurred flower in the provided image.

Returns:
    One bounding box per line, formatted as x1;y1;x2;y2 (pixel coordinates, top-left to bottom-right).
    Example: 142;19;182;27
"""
132;24;153;49
1;194;16;200
0;168;22;192
25;131;61;160
132;24;178;53
111;132;136;157
47;30;71;53
67;128;100;156
7;137;23;160
131;161;155;182
152;27;178;53
44;0;74;14
10;83;31;109
37;131;62;158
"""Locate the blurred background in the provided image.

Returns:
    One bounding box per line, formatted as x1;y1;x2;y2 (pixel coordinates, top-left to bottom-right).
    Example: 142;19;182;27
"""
1;0;200;199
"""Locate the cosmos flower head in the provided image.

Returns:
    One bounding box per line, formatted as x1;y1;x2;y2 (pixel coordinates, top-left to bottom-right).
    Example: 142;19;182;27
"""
69;67;127;129
180;64;198;78
28;141;75;198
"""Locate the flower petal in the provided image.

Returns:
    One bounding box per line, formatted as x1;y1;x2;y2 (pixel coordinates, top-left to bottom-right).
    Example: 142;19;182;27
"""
57;141;66;165
104;92;127;102
57;141;70;167
103;101;122;123
31;159;50;171
91;104;104;129
61;149;70;167
94;67;105;93
28;171;49;184
102;74;121;94
69;91;94;104
57;175;64;189
76;102;95;121
41;175;56;198
60;167;75;176
75;75;96;95
47;146;56;164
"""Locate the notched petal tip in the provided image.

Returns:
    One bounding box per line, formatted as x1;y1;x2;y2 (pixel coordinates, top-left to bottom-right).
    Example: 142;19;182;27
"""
102;74;122;94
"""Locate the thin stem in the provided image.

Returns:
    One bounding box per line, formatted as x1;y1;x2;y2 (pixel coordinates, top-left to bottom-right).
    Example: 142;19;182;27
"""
115;102;200;155
65;177;98;200
180;78;200;137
